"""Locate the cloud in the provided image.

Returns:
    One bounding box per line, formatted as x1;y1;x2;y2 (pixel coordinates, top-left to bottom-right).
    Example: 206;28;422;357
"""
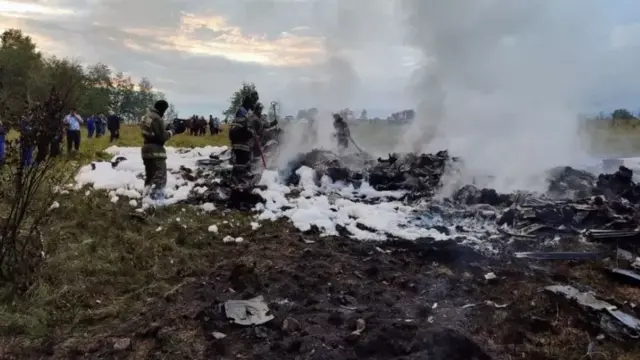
0;0;413;116
1;0;640;122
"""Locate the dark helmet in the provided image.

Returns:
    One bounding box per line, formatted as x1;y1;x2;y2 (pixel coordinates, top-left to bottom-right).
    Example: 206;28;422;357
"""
154;100;169;116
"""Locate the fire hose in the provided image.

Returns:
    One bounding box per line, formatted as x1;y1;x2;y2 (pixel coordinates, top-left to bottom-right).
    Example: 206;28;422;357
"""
348;135;365;154
254;135;267;168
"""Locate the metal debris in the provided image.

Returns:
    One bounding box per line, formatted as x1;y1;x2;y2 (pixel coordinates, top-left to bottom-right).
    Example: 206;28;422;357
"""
545;285;640;337
587;229;640;240
608;268;640;285
545;285;613;311
484;272;497;281
515;251;610;261
224;295;274;326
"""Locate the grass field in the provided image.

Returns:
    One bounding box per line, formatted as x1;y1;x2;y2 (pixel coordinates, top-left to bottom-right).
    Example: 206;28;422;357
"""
0;125;235;341
1;123;640;359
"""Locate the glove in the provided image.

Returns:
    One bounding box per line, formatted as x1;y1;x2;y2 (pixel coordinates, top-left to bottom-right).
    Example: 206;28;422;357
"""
172;119;186;135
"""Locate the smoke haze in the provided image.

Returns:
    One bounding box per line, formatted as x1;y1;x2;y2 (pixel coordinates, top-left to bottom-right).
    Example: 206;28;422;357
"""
398;0;612;193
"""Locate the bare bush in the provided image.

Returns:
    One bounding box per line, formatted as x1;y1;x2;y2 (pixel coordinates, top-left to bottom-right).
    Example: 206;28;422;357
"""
0;90;72;288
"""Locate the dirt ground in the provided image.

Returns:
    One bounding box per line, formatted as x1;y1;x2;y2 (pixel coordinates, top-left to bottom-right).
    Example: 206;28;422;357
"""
2;218;638;360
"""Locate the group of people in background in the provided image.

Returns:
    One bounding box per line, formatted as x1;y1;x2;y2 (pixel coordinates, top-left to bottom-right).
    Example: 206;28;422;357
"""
0;109;124;167
64;110;122;153
185;115;221;136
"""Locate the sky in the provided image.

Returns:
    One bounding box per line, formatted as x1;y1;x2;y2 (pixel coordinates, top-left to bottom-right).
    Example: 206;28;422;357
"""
2;0;640;118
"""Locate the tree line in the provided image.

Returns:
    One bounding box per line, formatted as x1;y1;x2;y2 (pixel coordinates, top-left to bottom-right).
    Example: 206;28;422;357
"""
0;28;177;129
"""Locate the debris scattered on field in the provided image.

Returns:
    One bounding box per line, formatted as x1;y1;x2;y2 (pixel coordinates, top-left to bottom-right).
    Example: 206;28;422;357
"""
545;285;640;338
211;332;226;339
351;318;366;335
112;338;131;351
607;268;640;285
48;201;60;211
224;296;274;326
208;225;218;233
484;272;497;281
515;251;610;261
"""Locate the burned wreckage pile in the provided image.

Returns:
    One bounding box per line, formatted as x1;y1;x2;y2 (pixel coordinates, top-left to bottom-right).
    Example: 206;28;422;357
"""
185;149;457;206
184;149;640;339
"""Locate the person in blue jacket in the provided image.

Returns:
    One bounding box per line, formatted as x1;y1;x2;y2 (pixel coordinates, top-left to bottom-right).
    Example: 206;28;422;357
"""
86;114;95;138
0;119;5;166
95;114;104;137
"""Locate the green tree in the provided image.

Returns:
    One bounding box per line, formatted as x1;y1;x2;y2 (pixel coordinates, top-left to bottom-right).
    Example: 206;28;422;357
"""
81;62;113;115
42;56;86;111
0;29;44;123
223;82;260;118
134;77;155;116
111;72;136;120
165;103;178;120
612;108;634;120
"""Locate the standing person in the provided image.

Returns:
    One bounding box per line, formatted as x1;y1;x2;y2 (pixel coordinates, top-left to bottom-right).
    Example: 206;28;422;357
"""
50;125;62;157
95;114;103;137
107;113;121;142
99;114;107;137
229;93;258;187
199;116;207;136
0;119;5;166
214;117;221;134
20;113;34;167
86;115;95;138
209;115;215;135
332;113;350;152
189;116;197;136
140;100;186;200
63;108;83;154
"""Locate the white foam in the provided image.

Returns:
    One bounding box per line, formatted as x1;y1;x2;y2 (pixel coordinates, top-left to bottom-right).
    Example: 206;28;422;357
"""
75;146;467;242
75;146;228;206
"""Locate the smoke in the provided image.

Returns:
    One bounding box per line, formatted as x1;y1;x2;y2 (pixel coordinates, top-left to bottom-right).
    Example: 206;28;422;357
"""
275;0;366;164
398;0;611;193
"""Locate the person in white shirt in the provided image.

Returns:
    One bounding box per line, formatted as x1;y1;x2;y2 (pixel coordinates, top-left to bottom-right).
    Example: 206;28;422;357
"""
63;108;84;153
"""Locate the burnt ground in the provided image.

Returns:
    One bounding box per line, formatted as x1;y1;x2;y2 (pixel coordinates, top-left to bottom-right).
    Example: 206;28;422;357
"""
2;219;639;360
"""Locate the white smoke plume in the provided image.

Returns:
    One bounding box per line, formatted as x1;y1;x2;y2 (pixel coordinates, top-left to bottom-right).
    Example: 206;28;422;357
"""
276;0;365;161
398;0;610;193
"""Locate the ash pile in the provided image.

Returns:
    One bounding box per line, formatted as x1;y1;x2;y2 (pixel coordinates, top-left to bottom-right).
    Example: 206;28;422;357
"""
184;147;640;245
185;149;458;208
281;149;456;198
498;165;640;240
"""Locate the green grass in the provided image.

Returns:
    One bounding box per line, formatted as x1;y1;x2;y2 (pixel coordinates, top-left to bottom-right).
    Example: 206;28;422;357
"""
0;194;256;338
0;125;236;344
6;124;230;156
2;120;640;348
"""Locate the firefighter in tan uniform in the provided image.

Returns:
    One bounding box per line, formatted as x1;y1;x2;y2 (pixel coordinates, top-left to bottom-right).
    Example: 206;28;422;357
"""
140;100;186;200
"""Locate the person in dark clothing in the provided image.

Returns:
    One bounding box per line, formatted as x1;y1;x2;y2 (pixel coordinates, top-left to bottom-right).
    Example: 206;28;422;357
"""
229;93;258;186
50;130;62;157
209;115;216;135
20;114;34;167
107;114;121;142
333;113;350;152
140;100;186;200
86;115;95;138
